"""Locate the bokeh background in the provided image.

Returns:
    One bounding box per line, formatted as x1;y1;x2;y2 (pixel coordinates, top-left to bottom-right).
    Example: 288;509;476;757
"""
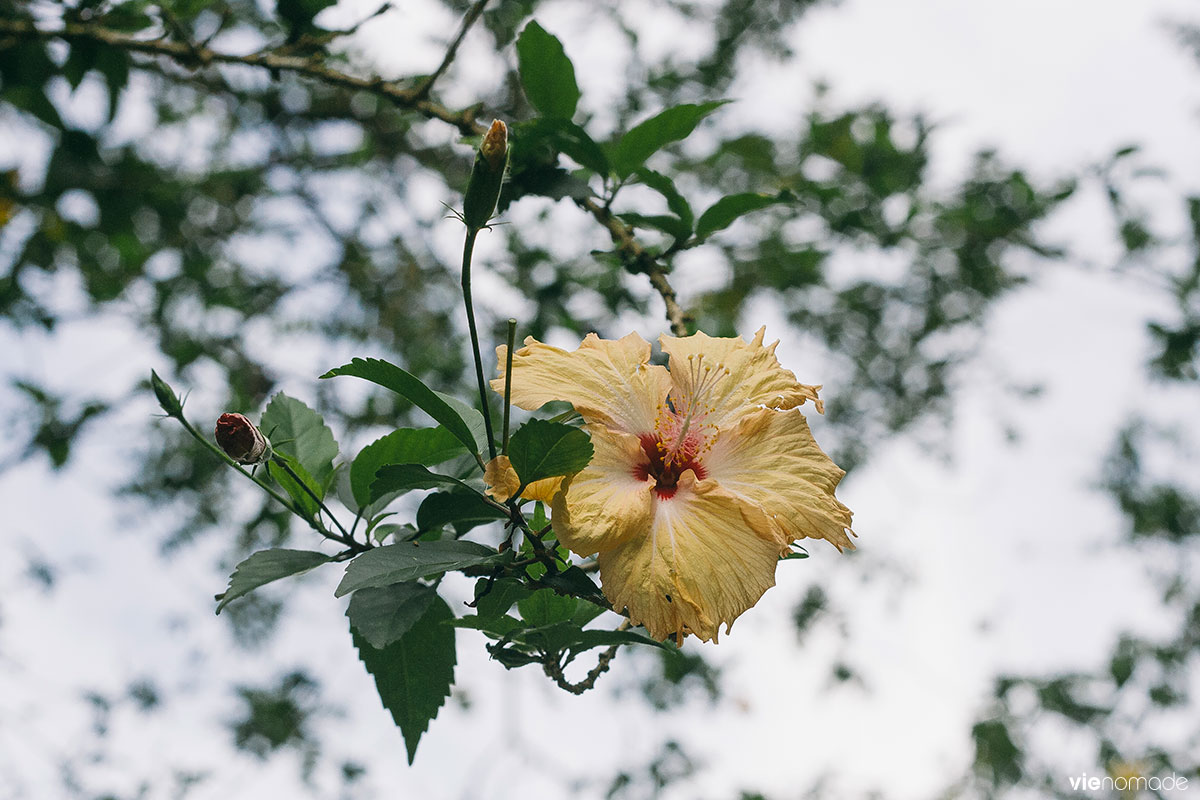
2;0;1199;798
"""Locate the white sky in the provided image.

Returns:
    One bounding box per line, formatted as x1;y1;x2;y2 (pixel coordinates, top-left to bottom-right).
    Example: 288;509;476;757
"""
2;1;1200;798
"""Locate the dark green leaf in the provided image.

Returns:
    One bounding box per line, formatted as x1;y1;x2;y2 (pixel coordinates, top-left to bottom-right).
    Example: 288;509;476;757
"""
346;581;436;650
507;419;593;485
696;190;795;239
266;453;322;518
417;490;507;534
369;463;475;503
350;428;465;508
610;101;729;178
335;540;505;597
450;614;523;637
473;577;532;618
519;118;609;174
216;549;331;614
261;393;338;486
636;168;694;231
517;588;577;626
516;21;580;119
540;565;606;605
618;212;692;242
352;596;455;764
320;359;482;455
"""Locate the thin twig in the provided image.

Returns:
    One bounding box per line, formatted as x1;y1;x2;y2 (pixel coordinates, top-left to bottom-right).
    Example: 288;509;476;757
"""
413;0;489;100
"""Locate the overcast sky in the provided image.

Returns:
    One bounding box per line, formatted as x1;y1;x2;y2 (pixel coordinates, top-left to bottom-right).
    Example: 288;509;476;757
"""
3;1;1199;798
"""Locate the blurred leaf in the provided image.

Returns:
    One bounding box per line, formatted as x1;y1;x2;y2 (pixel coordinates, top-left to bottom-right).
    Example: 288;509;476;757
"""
610;101;729;178
636;168;694;232
696;190;793;239
507;419;593;485
352;595;455;764
216;550;332;614
516;21;580;119
335;540;506;597
517;588;577;626
346;581;436;650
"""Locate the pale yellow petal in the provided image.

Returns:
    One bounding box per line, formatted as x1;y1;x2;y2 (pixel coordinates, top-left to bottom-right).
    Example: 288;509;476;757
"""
597;471;783;643
484;456;568;504
552;425;655;555
483;455;520;502
492;332;671;433
658;327;823;427
705;406;855;552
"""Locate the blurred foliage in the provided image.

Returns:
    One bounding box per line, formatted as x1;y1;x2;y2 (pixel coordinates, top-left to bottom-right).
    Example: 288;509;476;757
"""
1;0;1197;796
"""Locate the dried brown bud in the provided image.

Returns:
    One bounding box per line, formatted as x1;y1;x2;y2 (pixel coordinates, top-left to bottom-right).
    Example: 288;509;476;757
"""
481;119;508;172
215;413;270;465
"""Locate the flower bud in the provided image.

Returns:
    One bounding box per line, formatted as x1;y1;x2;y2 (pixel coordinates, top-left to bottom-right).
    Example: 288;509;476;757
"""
481;119;508;171
150;370;184;418
215;413;271;465
463;119;509;230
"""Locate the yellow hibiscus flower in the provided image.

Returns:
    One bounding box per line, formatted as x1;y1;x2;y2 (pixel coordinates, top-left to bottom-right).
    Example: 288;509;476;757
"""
491;328;855;643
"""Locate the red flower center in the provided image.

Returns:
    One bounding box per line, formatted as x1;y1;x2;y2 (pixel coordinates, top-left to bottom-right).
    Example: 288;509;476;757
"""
634;433;708;500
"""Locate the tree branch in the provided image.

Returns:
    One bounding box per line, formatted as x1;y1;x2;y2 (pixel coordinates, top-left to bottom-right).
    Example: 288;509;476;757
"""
413;0;490;100
0;16;691;336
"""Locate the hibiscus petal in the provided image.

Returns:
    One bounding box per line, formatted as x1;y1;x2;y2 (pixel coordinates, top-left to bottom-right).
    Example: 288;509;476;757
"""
492;332;670;433
659;327;823;428
597;472;783;643
483;455;563;503
552;426;655;555
705;406;855;552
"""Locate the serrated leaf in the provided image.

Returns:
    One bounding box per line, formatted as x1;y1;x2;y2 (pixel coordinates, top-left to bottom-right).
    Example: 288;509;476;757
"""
517;588;578;627
572;600;607;628
346;581;436;650
636;168;694;232
266;453;322;517
417;490;507;534
696;190;795;239
352;596;455;764
335;540;506;597
369;463;476;503
350;428;465;508
516;21;580;119
261;393;338;486
610;101;729;178
507;420;593;485
215;549;331;614
320;359;482;456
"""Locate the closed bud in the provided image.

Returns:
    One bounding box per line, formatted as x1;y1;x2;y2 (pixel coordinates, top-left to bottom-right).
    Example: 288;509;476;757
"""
463;119;509;230
215;413;271;465
481;119;508;171
150;370;184;418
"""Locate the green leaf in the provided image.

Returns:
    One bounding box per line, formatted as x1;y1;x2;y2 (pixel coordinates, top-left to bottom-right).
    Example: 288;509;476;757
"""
320;359;482;456
350;428;465;508
636;168;694;232
564;627;674;654
472;577;532;619
696;190;795;239
450;614;523;637
265;453;323;518
417;490;507;534
516;21;580;120
346;581;437;650
618;212;692;243
369;463;475;503
215;549;331;614
352;596;455;764
517;588;577;627
540;565;606;605
507;420;593;485
518;118;609;174
572;600;607;628
335;540;506;597
261;393;338;486
610;101;729;178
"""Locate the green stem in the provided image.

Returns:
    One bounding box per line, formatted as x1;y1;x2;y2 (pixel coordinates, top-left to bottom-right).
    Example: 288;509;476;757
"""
502;317;516;455
461;227;498;461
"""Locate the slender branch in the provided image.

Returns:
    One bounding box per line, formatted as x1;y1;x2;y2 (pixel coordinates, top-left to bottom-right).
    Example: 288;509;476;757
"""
0;16;692;335
0;17;480;136
413;0;490;100
541;621;631;695
461;228;498;460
